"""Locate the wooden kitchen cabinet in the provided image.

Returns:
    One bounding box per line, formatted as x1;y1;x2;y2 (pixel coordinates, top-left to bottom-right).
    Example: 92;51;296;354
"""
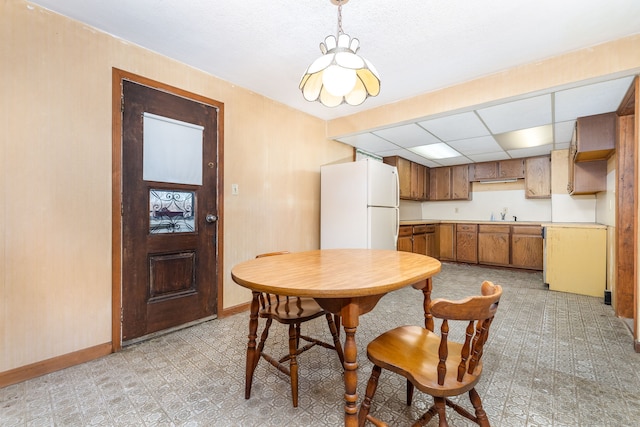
478;224;510;266
498;159;525;179
438;223;456;261
430;167;451;200
425;226;437;257
384;156;429;201
451;165;470;200
456;223;477;264
525;156;551;199
411;162;429;200
412;225;427;255
397;225;413;252
511;225;543;270
430;165;470;201
469;159;524;181
384;156;411;199
574;112;616;161
566;112;614;195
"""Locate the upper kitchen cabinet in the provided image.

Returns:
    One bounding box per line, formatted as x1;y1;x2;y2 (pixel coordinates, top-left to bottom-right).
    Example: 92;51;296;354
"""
573;112;616;161
383;156;429;201
469;159;524;182
524;156;551;199
430;165;470;201
567;112;615;195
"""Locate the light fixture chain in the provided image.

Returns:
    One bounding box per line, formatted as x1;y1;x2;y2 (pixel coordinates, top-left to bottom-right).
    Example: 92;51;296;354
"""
337;0;343;35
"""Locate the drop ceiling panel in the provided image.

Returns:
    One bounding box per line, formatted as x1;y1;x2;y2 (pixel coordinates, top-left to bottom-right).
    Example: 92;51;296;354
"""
467;151;512;162
418;112;490;141
373;124;440;147
477;94;552;133
448;136;504;156
554;76;634;121
507;144;554;158
376;148;442;167
554;120;576;144
336;133;397;153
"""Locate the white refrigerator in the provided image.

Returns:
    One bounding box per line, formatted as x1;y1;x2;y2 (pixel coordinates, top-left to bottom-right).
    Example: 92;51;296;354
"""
321;159;400;250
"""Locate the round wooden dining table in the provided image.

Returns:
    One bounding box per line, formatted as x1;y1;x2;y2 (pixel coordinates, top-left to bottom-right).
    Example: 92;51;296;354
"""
231;248;442;427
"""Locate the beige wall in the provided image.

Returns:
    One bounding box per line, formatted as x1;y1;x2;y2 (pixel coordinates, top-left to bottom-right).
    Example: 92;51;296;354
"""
4;0;640;376
1;1;352;373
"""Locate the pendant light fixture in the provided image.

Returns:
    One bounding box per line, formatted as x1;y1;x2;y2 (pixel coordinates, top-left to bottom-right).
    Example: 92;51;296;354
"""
299;0;381;107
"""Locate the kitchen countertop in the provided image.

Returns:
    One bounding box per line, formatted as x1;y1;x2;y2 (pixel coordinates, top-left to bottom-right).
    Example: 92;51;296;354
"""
400;219;607;229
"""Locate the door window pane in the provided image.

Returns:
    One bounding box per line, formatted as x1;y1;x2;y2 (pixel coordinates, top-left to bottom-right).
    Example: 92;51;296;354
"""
149;189;195;234
143;112;203;185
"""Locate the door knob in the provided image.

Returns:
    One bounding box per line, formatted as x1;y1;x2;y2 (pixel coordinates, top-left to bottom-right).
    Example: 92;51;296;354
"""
206;214;218;223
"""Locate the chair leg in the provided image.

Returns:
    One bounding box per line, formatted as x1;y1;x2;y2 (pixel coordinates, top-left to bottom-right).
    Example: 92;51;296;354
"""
469;388;490;427
288;323;299;407
325;313;345;366
406;379;415;405
358;365;382;427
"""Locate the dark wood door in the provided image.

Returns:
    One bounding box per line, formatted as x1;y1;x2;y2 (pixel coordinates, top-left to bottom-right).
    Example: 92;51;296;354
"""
121;80;219;342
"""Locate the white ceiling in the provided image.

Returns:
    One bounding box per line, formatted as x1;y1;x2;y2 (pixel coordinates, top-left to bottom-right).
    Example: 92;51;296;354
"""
28;0;640;166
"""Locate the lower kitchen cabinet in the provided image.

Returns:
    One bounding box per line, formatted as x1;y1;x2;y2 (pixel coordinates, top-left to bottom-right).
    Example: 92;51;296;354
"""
478;224;510;266
438;223;456;261
456;224;477;264
398;225;413;252
511;225;543;270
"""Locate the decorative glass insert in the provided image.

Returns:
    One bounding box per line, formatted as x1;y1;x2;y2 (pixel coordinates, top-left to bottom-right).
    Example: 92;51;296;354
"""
149;189;195;234
143;112;203;185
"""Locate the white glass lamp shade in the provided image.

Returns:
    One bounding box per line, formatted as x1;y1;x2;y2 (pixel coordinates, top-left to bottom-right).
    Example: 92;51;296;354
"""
299;34;380;107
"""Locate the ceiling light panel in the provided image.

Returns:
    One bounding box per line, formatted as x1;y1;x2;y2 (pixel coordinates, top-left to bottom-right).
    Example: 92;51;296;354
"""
476;94;552;134
432;156;473;166
373;123;440;147
554;76;634;121
494;124;553;150
410;142;461;159
418;112;489;141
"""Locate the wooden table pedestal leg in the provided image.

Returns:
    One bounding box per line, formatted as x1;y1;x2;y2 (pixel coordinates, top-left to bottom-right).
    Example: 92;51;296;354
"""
341;302;359;427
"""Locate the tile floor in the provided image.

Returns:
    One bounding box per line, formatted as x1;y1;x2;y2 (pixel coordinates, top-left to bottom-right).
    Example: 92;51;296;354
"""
2;263;640;426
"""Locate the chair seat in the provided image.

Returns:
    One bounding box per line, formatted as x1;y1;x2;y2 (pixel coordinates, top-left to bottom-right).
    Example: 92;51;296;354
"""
259;297;327;323
366;325;482;398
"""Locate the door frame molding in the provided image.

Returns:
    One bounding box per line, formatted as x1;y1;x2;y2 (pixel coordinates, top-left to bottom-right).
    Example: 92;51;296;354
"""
111;68;225;351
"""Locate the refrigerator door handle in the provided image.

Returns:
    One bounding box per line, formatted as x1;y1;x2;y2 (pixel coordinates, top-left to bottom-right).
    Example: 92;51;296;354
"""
394;207;400;247
394;170;400;207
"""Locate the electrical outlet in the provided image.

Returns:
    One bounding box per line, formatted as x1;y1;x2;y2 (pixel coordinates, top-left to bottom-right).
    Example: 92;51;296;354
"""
232;184;239;195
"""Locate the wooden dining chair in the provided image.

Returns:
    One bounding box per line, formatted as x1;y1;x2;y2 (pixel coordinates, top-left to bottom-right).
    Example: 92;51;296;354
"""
246;251;345;407
358;281;502;427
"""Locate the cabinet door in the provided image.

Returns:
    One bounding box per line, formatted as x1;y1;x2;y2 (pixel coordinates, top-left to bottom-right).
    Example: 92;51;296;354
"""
575;112;616;161
511;226;543;270
413;232;426;255
456;224;477;264
478;232;510;266
425;232;436;257
470;162;498;181
430;167;451;200
451;165;470;200
384;156;412;199
438;223;455;261
525;156;551;199
397;236;413;252
397;225;413;252
410;162;426;200
498;159;525;179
